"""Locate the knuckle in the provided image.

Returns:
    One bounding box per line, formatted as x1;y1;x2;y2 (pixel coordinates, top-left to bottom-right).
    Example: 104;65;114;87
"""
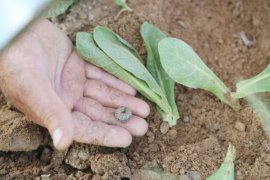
42;110;57;128
108;88;123;102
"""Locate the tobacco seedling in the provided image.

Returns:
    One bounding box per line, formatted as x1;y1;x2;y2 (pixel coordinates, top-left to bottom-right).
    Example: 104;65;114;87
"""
154;23;270;142
245;94;270;139
114;0;132;19
231;65;270;139
76;27;177;125
206;144;236;180
158;37;239;110
140;22;180;124
233;65;270;99
115;0;132;11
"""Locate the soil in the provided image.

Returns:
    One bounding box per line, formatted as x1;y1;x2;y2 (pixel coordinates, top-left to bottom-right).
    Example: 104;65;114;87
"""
1;0;270;179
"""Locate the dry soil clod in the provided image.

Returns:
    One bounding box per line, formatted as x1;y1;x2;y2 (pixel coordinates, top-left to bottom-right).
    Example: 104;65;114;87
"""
235;121;246;132
160;122;170;134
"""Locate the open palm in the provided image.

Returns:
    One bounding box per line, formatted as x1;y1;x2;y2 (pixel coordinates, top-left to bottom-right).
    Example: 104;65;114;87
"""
0;19;149;150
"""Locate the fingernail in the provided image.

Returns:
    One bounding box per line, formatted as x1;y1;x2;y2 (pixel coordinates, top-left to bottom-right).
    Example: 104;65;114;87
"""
52;128;63;147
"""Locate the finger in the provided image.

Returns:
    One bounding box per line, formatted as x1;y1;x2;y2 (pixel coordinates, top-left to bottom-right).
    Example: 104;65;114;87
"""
5;73;74;151
74;97;148;136
84;63;136;96
72;111;132;147
84;80;150;117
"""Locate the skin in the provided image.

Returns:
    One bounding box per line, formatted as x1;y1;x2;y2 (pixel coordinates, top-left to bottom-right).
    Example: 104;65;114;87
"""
0;19;149;150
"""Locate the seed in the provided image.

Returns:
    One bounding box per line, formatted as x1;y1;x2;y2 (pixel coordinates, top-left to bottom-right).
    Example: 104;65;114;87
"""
115;107;133;121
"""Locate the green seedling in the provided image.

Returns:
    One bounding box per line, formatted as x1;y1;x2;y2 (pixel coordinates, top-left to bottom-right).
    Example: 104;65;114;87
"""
115;0;132;11
233;65;270;99
232;66;270;139
245;94;270;139
76;27;176;125
45;0;76;18
158;37;239;109
141;22;179;124
206;144;236;180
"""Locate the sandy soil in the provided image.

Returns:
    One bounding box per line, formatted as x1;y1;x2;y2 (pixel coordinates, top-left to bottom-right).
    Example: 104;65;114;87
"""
1;0;270;179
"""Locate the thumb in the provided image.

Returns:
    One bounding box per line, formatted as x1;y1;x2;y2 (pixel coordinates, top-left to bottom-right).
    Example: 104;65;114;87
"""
4;73;74;150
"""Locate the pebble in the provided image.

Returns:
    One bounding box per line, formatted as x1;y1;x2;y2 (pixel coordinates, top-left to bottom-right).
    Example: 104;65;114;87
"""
235;121;246;132
75;171;85;177
160;122;170;134
40;174;50;180
183;116;190;123
167;129;177;140
177;20;187;28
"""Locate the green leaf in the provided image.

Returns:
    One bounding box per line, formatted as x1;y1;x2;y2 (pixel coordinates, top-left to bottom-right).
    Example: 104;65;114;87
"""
104;27;143;63
76;32;173;123
158;38;236;108
206;144;235;180
115;0;132;11
233;65;270;99
45;0;75;17
245;95;270;139
141;22;179;123
92;26;175;125
76;32;160;104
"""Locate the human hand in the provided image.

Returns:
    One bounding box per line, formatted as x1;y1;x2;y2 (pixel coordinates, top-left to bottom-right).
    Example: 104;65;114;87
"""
0;19;149;150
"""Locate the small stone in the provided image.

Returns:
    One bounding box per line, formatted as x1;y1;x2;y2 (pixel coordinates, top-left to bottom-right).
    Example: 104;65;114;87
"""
180;169;186;175
40;174;50;180
183;116;190;123
236;171;243;177
160;122;170;134
235;121;246;132
167;129;177;140
75;171;85;177
177;20;187;28
65;143;90;170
